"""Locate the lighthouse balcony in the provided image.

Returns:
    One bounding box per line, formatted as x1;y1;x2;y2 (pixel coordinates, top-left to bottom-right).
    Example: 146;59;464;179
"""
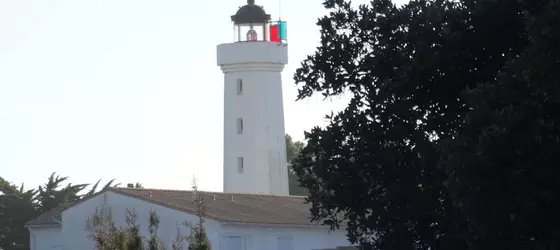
217;41;288;67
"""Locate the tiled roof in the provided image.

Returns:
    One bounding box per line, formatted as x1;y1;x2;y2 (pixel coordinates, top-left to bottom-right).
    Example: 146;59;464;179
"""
25;202;75;227
27;188;322;227
109;187;319;226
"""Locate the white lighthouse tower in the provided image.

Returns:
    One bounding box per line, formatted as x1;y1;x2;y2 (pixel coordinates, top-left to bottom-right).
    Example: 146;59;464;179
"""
217;0;289;195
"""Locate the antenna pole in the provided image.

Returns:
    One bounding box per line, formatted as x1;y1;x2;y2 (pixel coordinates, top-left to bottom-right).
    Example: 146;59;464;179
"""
278;0;282;21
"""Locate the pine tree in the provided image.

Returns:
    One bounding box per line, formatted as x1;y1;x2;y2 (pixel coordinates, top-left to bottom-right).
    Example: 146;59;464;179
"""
147;209;162;250
125;210;144;250
184;178;211;250
0;173;116;250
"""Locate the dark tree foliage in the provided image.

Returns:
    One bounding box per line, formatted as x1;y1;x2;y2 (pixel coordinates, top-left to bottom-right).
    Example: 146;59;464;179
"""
36;174;88;214
292;0;528;249
440;0;560;249
0;173;116;250
0;179;37;250
147;209;161;250
126;210;144;250
286;134;308;195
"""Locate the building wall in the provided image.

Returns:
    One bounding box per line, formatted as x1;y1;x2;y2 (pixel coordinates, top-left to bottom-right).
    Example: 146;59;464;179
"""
28;226;63;250
60;191;222;250
59;190;104;250
218;223;352;250
217;41;290;195
33;191;352;250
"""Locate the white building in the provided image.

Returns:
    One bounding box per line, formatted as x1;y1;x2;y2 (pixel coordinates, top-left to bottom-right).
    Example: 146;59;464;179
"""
219;0;289;195
26;0;354;249
26;188;352;250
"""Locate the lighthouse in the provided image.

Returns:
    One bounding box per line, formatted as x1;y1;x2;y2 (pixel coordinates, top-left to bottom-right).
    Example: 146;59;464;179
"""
217;0;289;195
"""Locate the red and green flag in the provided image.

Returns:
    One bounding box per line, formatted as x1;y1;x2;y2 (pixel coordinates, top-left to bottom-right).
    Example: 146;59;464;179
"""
269;21;287;43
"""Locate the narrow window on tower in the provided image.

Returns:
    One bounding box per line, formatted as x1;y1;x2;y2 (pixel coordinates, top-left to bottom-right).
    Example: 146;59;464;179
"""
236;118;243;134
236;79;243;95
237;157;244;173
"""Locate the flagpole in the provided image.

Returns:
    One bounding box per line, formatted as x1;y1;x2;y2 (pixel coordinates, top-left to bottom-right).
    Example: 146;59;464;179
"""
278;0;282;21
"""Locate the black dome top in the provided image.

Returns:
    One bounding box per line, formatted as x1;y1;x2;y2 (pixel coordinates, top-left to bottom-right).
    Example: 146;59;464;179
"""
231;0;271;24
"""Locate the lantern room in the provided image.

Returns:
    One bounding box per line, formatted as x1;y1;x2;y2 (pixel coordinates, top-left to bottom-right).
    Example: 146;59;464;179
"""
231;0;287;43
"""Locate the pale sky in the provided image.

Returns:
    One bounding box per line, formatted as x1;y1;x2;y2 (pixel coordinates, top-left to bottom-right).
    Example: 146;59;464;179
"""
0;0;407;192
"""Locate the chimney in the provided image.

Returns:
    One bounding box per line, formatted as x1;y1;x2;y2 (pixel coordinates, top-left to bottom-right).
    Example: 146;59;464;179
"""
127;183;134;188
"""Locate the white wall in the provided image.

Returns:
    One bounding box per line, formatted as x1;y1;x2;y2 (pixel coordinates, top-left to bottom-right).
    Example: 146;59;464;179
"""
50;190;352;250
217;42;290;195
60;191;221;250
28;226;63;250
218;224;352;250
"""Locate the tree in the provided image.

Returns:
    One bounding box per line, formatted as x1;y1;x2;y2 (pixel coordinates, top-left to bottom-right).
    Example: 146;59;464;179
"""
126;210;144;250
0;173;116;250
440;0;560;249
183;178;211;250
87;209;154;250
86;209;142;250
85;178;211;250
84;178;120;198
36;173;116;213
285;134;307;195
292;0;528;249
147;209;164;250
87;208;168;250
0;178;37;250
